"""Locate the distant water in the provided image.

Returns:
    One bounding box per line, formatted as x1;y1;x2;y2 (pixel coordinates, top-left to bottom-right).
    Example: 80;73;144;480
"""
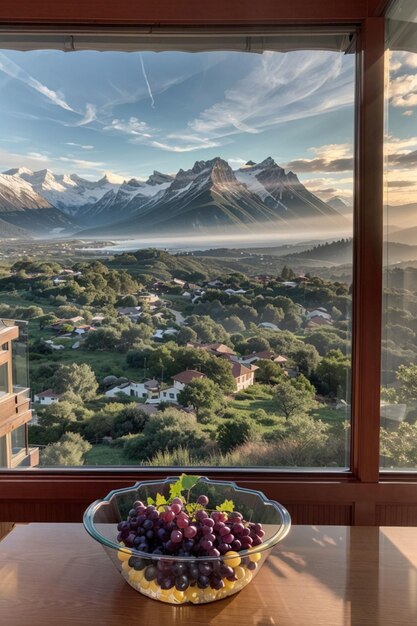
81;230;346;254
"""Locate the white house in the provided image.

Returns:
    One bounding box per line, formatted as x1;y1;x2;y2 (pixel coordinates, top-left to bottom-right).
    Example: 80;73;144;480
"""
160;370;206;404
231;362;256;392
33;389;62;405
153;328;179;340
306;308;332;321
117;306;142;321
257;322;280;331
105;379;160;403
240;351;287;366
224;288;246;295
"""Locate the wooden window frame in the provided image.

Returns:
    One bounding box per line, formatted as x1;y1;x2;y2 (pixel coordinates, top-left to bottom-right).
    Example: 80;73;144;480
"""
2;0;415;527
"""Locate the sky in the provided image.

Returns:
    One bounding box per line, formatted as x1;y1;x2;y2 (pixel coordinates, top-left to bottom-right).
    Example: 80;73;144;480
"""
0;46;414;205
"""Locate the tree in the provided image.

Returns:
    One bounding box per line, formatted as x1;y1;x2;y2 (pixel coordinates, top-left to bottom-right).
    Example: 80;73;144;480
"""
381;422;417;467
177;378;222;418
123;409;208;461
185;315;229;344
255;359;286;385
316;349;350;397
289;344;320;377
396;364;417;401
118;294;138;307
40;432;91;466
37;401;79;438
273;379;317;419
53;363;98;401
176;326;198;346
217;414;259;453
261;304;284;326
222;316;246;333
84;327;120;351
112;405;150;438
272;414;330;466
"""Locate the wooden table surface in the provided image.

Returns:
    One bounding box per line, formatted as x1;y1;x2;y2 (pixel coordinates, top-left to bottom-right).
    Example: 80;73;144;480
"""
1;524;416;626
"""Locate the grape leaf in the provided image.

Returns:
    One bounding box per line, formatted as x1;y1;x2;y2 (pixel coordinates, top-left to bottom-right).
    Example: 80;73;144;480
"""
185;502;203;517
169;477;184;501
181;474;201;491
155;493;167;509
147;496;155;505
216;499;235;512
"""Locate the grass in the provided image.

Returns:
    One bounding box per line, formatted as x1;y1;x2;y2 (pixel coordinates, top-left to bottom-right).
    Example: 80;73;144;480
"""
311;406;349;424
29;348;145;383
228;387;276;418
85;444;132;465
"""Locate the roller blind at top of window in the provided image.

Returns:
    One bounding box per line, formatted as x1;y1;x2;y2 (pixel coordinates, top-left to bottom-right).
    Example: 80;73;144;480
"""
0;26;356;53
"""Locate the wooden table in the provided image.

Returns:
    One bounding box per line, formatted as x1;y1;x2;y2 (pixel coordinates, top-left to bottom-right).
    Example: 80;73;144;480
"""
1;524;416;626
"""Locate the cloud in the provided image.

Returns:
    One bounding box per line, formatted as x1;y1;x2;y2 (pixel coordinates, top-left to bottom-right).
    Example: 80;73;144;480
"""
227;157;247;167
104;117;153;138
188;51;354;140
389;150;417;167
0;52;74;112
390;52;417;72
387;180;417;188
150;133;221;153
390;73;417;108
0;148;56;171
26;152;49;162
59;157;105;169
403;110;414;116
73;103;97;126
139;55;155;109
65;143;94;150
285;143;353;173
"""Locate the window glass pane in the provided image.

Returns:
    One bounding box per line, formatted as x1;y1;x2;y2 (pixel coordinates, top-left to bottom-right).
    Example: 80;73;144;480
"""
381;1;417;469
0;363;9;397
0;34;355;469
0;435;7;466
11;424;26;456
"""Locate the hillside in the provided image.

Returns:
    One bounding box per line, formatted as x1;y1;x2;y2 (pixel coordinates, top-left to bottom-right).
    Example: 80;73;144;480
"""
287;238;417;265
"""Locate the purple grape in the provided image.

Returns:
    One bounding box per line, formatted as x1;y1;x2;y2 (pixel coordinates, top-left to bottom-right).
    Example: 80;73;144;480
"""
184;525;197;538
170;530;183;544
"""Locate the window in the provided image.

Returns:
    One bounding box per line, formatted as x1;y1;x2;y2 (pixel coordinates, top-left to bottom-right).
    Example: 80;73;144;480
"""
0;29;356;469
11;425;26;457
381;0;417;470
0;364;9;398
0;435;6;467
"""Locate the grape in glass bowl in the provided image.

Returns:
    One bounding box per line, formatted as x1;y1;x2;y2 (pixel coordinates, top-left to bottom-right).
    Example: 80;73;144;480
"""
83;475;291;605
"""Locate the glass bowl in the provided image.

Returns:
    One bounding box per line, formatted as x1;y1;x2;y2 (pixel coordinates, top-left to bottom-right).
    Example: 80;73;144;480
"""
83;476;291;605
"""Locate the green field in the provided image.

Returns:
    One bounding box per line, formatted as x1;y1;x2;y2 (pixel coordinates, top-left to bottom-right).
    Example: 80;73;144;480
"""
85;444;132;465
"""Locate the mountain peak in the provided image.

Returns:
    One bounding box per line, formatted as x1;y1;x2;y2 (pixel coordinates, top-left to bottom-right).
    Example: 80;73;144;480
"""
146;170;174;186
245;160;256;167
3;166;34;177
258;156;277;168
98;172;126;185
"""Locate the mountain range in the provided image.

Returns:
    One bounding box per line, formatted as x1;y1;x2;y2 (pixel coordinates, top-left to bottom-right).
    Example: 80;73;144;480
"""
0;157;349;239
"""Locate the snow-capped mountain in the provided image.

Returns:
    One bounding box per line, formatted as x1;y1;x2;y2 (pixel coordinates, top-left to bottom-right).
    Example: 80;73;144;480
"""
0;171;75;237
1;157;346;238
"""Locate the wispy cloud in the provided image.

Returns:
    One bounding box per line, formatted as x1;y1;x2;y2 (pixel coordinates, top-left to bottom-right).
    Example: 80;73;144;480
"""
65;142;94;150
74;103;97;126
139;55;155;109
0;53;74;112
150;133;220;153
104;117;153;137
187;51;354;141
58;156;105;169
